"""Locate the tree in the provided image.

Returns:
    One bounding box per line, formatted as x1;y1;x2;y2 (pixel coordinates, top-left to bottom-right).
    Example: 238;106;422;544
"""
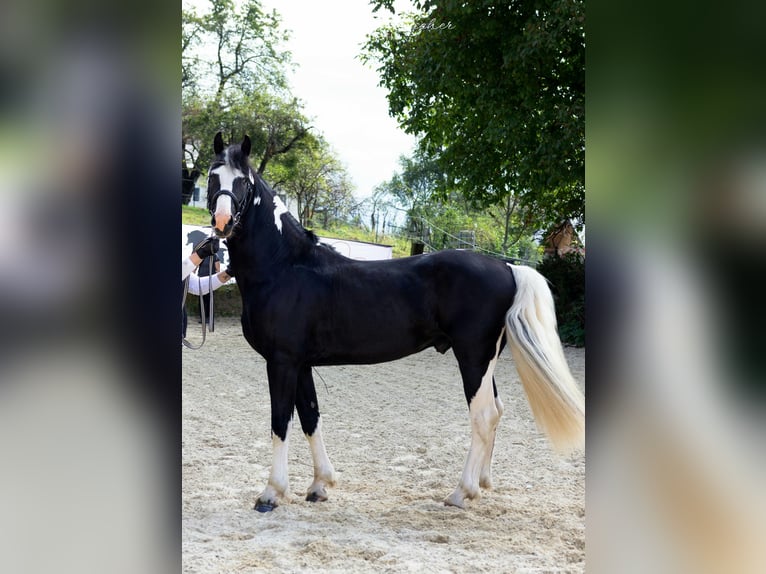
380;148;447;243
266;136;355;228
182;0;307;176
363;0;584;231
379;149;543;260
364;185;397;242
318;168;358;228
182;0;290;101
183;91;309;174
181;0;359;222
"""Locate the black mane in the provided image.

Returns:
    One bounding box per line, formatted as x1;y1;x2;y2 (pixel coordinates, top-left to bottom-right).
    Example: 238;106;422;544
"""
232;150;344;265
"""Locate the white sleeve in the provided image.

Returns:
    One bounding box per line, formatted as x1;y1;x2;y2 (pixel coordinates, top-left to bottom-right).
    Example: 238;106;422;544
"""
185;273;224;296
186;274;210;295
209;274;225;291
182;256;197;281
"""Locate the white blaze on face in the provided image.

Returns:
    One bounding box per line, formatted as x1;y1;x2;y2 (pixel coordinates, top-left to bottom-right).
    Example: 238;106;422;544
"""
209;163;245;231
213;196;233;232
273;195;289;233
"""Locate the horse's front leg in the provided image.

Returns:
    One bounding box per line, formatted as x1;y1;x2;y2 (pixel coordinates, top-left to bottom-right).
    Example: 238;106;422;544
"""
255;360;299;512
296;366;336;503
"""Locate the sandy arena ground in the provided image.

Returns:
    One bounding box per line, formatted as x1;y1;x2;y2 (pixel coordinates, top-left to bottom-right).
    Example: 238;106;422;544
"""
183;317;585;573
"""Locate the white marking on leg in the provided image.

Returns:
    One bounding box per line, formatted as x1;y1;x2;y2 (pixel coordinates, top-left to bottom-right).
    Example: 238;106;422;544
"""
480;394;505;490
446;332;504;508
273;195;289;233
258;420;292;505
306;417;336;500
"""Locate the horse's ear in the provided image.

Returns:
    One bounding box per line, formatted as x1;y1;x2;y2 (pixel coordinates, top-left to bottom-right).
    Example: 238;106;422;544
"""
214;132;224;155
241;135;251;157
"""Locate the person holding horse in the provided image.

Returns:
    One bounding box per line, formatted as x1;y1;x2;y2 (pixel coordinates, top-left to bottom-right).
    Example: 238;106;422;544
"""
182;236;233;339
183;236;224;282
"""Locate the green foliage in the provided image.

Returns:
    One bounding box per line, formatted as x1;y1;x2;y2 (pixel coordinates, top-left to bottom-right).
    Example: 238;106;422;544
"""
536;252;584;347
363;0;584;232
183;91;309;174
182;0;359;221
376;150;543;261
266;135;356;228
183;0;290;99
182;0;310;181
186;284;241;317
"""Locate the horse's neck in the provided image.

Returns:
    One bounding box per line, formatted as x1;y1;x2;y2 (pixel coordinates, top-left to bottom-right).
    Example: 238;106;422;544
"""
228;188;303;280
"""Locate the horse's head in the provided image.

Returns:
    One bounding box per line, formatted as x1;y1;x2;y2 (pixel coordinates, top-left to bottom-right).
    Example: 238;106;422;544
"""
207;132;255;239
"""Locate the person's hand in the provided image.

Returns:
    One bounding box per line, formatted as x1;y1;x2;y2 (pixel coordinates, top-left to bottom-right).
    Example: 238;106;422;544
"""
224;265;235;278
193;237;219;260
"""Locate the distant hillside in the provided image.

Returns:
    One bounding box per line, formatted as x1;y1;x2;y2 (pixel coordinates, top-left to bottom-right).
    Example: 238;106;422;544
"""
312;225;409;258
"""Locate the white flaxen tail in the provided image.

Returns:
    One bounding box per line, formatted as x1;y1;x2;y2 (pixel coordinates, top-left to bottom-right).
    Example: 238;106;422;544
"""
506;264;585;453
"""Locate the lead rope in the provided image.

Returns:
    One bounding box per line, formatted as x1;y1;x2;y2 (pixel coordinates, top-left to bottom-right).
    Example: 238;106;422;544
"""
208;252;215;333
181;249;216;349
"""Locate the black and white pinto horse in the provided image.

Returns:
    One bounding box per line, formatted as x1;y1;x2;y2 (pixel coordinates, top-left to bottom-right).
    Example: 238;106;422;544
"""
207;133;584;512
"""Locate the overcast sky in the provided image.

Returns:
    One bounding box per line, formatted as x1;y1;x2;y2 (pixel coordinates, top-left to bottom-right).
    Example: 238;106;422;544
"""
258;0;416;198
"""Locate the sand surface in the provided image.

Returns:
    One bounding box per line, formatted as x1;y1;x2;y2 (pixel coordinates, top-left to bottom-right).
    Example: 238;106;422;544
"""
183;317;585;573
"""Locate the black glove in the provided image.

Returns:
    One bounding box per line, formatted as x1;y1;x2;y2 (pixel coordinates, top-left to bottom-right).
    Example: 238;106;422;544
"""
224;265;235;278
193;237;219;260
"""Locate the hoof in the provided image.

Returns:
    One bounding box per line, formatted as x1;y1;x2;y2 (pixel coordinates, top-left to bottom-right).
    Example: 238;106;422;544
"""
443;492;466;509
444;485;479;509
254;499;278;513
306;490;329;503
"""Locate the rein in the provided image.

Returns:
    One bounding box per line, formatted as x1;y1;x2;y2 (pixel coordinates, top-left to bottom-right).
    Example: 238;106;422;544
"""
181;248;216;350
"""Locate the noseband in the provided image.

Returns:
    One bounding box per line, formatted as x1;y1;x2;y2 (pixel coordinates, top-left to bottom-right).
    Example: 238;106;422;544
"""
207;164;255;231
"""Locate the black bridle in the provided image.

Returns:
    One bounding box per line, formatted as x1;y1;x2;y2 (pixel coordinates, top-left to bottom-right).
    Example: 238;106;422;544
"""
206;163;255;233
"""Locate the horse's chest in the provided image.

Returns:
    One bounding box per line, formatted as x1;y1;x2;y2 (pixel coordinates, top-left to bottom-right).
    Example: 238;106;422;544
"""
240;296;300;358
240;305;268;354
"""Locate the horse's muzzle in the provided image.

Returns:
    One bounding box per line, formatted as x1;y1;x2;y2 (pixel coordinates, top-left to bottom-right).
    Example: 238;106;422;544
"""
212;214;233;238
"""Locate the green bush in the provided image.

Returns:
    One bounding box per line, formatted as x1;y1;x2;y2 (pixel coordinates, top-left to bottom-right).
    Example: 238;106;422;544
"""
536;252;585;347
184;284;242;318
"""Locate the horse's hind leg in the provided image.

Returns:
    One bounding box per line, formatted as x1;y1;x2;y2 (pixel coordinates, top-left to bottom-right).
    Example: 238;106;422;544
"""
446;332;504;508
296;366;336;503
479;377;504;491
255;361;299;512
